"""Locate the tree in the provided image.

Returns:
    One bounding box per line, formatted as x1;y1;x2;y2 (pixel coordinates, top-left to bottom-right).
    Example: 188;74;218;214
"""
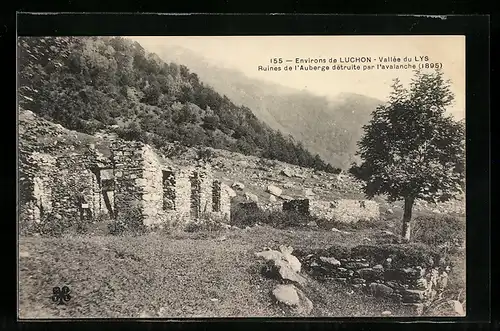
351;69;465;241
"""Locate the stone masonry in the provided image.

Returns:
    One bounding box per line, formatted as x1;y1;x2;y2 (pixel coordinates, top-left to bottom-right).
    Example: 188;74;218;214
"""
310;199;380;223
20;139;231;233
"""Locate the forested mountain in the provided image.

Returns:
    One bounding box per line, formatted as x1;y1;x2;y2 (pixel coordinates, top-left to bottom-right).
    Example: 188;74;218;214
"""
148;44;384;169
18;37;340;173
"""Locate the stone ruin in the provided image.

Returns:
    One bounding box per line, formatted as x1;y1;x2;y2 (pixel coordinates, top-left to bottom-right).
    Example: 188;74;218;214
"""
282;198;380;223
19;140;231;232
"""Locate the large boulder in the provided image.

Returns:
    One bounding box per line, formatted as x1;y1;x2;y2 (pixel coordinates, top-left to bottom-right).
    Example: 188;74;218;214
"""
256;247;306;285
319;256;341;267
280;245;301;273
281;168;293;177
267;185;283;197
272;284;313;315
369;282;394;298
232;182;245;190
245;192;259;203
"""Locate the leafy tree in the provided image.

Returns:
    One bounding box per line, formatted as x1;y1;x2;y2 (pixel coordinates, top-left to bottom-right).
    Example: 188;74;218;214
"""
351;69;465;241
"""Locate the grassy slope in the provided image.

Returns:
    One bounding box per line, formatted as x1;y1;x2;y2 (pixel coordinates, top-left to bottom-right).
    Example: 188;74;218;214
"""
19;226;416;319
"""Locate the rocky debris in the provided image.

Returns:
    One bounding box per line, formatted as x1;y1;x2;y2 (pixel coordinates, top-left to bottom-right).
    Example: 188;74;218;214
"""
280;245;302;273
232;182;245;190
369;283;394;298
280;168;293;177
427;300;465;316
256;246;306;285
386;208;394;215
266;185;282;197
269;195;277;202
306;221;318;228
224;186;237;198
272;284;313;315
319;256;341;267
297;247;452;310
381;310;392;317
244;192;259;203
19;251;31;258
304;188;315;197
403;303;424;315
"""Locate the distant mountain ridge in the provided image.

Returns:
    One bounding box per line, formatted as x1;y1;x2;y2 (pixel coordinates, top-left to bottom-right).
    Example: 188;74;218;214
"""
153;45;385;169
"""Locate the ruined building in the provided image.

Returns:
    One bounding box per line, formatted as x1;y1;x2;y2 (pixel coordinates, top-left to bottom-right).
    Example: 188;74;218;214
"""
19;140;232;231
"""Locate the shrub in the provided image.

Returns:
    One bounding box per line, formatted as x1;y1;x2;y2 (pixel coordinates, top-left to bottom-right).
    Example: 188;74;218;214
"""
230;203;268;228
108;203;146;236
411;215;465;248
265;210;311;229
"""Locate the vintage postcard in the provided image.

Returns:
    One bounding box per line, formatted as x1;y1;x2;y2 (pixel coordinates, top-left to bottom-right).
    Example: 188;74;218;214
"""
18;35;466;319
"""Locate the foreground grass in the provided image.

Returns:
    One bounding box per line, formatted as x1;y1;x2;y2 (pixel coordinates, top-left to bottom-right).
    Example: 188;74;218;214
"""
19;226;416;319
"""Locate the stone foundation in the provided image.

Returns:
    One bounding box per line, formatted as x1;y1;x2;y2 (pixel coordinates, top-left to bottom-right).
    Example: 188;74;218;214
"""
310;199;380;223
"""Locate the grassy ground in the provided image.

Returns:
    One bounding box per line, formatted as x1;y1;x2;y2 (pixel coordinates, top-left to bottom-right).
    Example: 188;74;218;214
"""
19;225;415;319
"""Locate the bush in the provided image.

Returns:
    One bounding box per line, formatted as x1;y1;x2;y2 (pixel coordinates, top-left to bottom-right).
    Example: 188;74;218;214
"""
108;203;146;236
184;213;228;233
411;215;465;248
230;203;268;228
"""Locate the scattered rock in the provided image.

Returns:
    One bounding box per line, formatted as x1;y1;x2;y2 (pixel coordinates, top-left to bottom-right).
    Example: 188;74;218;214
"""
304;188;315;196
306;221;318;228
257;247;306;285
269;195;277;202
19;251;30;258
224;186;237;198
273;259;307;285
281;168;293;177
381;310;392;316
267;185;283;197
232;182;245;190
345;261;370;269
273;284;299;306
319;256;341;267
403;303;424;315
362;237;371;242
280;245;301;273
369;283;394;298
210;298;219;302
244;192;259;203
311;174;319;180
428;300;465;316
351;278;366;285
386;209;394;215
272;284;313;315
331;227;342;233
355;267;383;282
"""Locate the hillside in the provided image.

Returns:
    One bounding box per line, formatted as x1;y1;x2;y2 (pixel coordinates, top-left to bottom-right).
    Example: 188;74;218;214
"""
17;36;339;174
150;45;384;169
19;108;465;218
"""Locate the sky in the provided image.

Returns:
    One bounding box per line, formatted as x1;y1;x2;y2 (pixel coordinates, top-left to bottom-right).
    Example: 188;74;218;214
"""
129;36;465;120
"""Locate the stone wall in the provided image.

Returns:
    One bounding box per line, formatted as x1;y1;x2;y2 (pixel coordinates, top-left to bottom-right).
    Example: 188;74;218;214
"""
110;141;230;228
112;141;146;227
20;139;232;232
299;245;453;315
310;199;380;223
20;149;113;229
283;199;310;215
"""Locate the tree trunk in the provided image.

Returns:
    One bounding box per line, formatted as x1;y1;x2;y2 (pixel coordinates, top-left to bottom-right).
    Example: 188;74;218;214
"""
401;196;415;242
